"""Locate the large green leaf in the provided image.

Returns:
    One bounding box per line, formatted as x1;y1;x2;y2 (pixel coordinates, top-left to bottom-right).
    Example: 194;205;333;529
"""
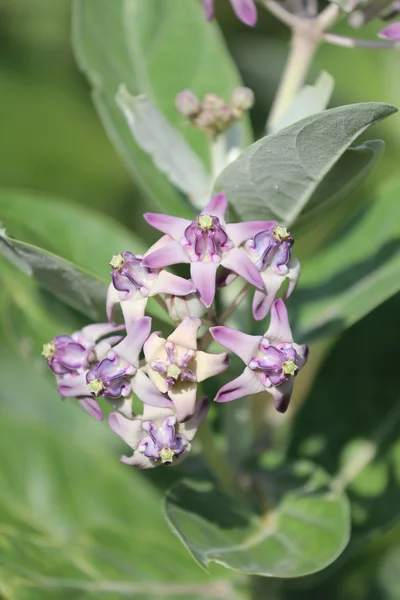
0;343;235;599
165;463;350;577
72;0;248;214
291;181;400;342
0;190;146;280
217;103;397;225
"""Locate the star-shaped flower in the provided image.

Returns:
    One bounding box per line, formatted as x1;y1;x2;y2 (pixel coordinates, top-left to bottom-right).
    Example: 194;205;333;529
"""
210;299;308;413
109;397;210;469
142;192;270;307
143;317;229;421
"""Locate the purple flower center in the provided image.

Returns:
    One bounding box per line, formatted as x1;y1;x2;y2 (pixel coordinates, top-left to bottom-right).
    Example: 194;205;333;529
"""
182;214;232;262
43;334;93;375
249;338;298;387
138;416;187;464
86;351;136;398
151;342;196;390
246;224;293;274
110;251;158;299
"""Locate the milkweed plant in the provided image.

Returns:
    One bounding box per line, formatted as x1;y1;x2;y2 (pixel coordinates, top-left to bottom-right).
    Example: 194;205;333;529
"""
3;0;400;592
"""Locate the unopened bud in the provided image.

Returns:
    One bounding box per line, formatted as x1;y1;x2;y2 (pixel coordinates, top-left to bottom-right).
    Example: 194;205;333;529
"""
165;293;208;321
193;109;215;131
231;87;254;111
176;89;201;117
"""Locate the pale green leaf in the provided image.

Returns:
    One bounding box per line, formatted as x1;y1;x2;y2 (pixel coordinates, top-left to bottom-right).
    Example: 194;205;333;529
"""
217;103;397;225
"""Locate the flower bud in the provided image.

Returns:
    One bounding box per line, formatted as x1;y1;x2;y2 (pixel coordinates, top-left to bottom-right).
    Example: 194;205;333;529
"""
231;87;255;111
165;293;208;321
176;89;201;117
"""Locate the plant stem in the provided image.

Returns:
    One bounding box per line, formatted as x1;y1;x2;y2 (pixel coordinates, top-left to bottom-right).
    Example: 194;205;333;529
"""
196;418;238;494
324;32;400;49
210;134;228;181
219;282;251;324
267;26;321;131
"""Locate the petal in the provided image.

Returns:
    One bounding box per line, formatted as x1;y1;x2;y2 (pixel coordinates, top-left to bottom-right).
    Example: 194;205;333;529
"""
113;316;152;366
132;370;173;408
293;343;309;369
265;298;293;344
150;270;195;297
190;261;218;307
215;367;264;403
169;384;197;422
121;452;156;469
81;322;122;343
143;332;167;362
143;213;191;241
106;283;121;322
121;297;148;331
230;0;257;26
167;317;202;350
202;192;228;222
146;234;175;255
226;221;275;246
142;404;175;422
267;378;295;413
57;373;89;398
77;397;103;420
210;326;262;365
378;22;400;40
195;350;230;382
108;411;144;449
221;248;263;288
252;289;274;321
180;396;210;441
285;258;301;299
203;0;214;20
142;242;190;268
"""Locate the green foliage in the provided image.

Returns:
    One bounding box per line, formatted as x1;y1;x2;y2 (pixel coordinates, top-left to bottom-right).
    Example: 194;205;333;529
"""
72;0;250;215
165;464;350;577
217;103;396;225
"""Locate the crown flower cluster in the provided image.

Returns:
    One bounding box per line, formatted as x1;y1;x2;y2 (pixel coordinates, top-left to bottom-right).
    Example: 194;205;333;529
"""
43;189;308;468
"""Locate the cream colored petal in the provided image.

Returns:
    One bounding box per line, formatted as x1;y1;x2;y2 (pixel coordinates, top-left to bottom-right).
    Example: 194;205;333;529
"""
143;332;167;362
167;317;201;350
169;383;197;422
147;365;169;394
195;351;230;383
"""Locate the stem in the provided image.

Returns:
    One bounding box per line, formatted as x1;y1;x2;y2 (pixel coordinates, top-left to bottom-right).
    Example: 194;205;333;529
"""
196;418;238;494
259;0;299;27
210;134;228;181
267;27;321;131
219;282;251;324
324;32;400;49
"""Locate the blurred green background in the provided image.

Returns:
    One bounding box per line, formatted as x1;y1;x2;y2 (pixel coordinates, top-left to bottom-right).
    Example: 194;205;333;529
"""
0;0;399;598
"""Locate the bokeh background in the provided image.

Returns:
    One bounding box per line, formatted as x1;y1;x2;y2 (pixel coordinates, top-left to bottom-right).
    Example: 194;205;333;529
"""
0;1;399;598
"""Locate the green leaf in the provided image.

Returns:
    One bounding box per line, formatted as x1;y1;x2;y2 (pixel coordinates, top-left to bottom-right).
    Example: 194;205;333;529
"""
165;463;350;577
72;0;248;214
0;232;107;321
0;190;146;280
292;181;400;342
217;103;397;225
0;343;234;598
116;89;210;209
270;71;334;134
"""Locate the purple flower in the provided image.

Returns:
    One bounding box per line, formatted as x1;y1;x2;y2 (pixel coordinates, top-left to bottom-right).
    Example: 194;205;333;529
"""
210;299;308;413
142;192;269;307
107;243;195;329
42;322;121;376
58;317;173;415
244;223;301;320
378;21;400;39
144;317;229;421
109;397;210;468
203;0;257;26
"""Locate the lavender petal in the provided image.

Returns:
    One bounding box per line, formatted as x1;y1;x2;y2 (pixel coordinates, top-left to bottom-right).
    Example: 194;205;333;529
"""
143;213;191;241
214;367;264;403
210;326;262;365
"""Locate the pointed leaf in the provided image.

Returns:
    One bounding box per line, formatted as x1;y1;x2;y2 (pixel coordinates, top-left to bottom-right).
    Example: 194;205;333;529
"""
116;89;210;208
217;103;397;225
165;464;350;577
